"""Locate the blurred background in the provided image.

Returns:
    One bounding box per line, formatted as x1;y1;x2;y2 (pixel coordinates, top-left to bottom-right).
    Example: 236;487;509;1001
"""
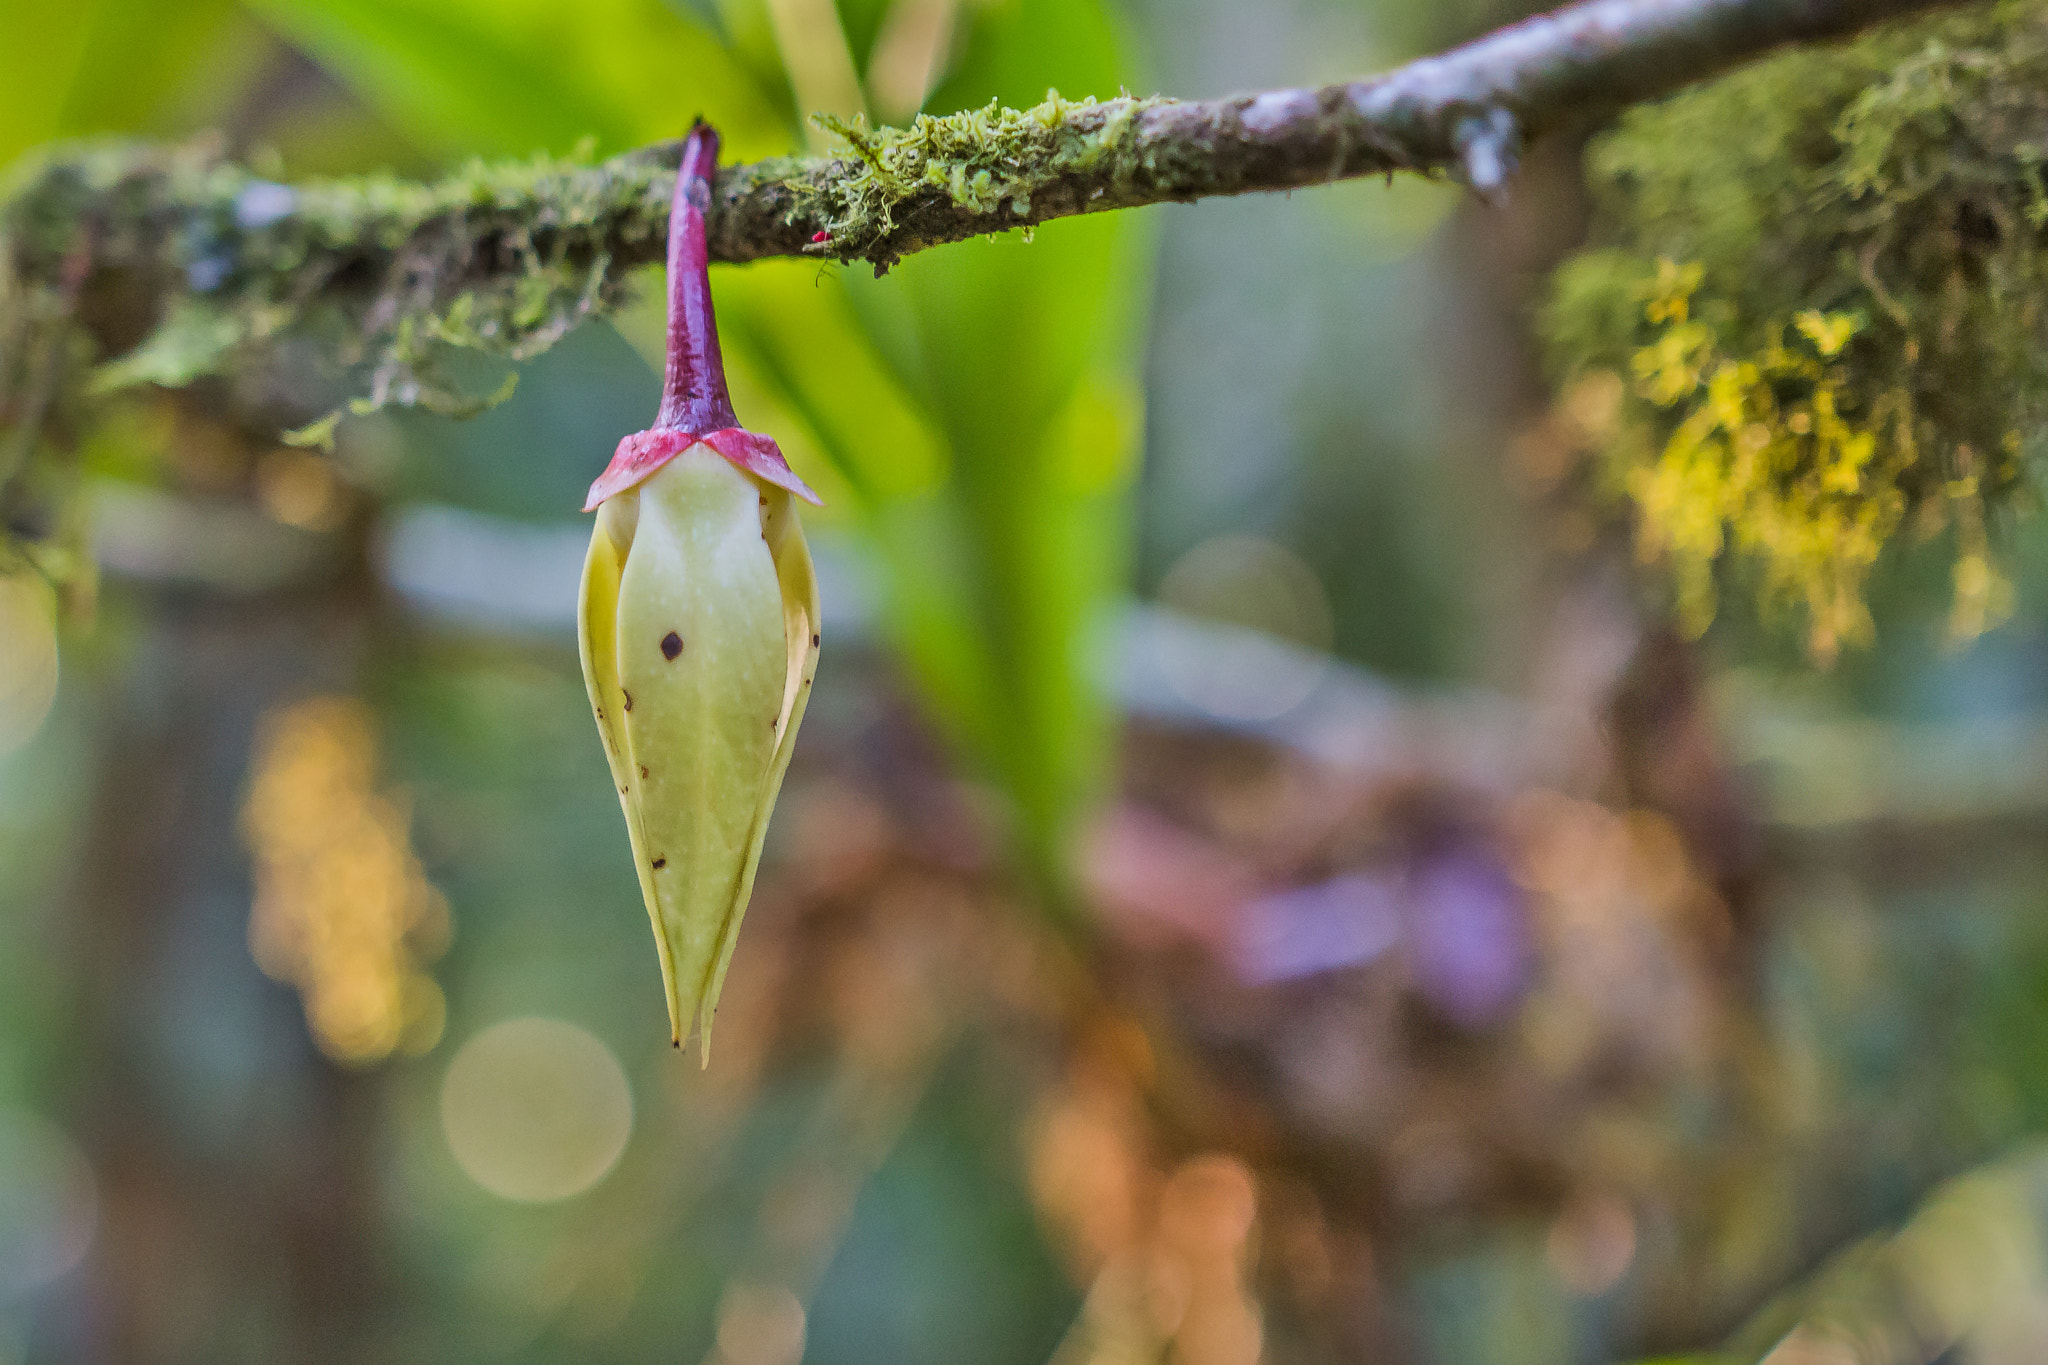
7;0;2048;1362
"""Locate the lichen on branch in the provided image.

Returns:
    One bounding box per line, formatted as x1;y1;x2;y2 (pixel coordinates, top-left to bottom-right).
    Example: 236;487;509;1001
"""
5;140;684;434
1545;0;2047;659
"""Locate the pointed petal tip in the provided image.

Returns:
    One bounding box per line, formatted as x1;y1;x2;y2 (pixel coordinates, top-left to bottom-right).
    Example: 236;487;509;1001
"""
701;428;822;505
665;1023;711;1067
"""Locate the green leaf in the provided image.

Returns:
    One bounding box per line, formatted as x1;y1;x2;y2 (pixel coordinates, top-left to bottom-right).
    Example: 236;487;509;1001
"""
247;0;784;159
57;0;245;141
248;0;631;157
844;208;1150;885
0;0;104;170
703;265;1007;824
841;0;1149;872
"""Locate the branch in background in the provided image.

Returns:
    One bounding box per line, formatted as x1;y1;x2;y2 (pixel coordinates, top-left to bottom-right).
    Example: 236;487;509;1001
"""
0;0;1976;453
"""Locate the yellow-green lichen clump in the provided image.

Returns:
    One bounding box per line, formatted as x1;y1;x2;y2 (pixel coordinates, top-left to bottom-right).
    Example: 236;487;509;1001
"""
1544;1;2048;658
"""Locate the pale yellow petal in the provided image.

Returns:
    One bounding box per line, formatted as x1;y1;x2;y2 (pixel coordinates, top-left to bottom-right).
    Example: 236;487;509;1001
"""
696;484;821;1050
613;447;786;1051
578;491;676;1005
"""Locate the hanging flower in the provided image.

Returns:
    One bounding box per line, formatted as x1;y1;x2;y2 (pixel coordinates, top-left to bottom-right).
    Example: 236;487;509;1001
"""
578;122;821;1057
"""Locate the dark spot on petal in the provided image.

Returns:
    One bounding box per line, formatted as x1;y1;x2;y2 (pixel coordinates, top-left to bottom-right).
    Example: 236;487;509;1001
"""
638;764;649;779
661;631;683;660
622;689;633;712
673;1038;680;1048
811;633;819;647
595;707;605;720
652;857;667;869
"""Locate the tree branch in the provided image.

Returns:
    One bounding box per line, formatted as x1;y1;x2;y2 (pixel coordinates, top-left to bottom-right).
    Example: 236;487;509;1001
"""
0;0;1977;420
736;0;1974;265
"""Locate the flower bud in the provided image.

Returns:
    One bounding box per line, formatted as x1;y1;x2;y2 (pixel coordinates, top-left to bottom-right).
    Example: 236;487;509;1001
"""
578;123;820;1056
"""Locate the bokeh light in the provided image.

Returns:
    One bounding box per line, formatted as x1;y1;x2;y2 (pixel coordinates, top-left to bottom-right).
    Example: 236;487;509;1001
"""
1153;534;1334;722
1545;1190;1637;1297
0;1110;96;1300
713;1280;808;1365
0;572;58;760
253;448;348;532
242;695;449;1063
440;1017;633;1203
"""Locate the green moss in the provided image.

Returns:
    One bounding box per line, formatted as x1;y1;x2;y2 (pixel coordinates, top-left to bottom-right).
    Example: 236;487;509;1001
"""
1544;0;2048;657
802;91;1162;249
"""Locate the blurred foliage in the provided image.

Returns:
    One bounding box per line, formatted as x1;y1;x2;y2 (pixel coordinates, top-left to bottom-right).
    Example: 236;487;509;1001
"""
0;0;251;170
1544;0;2048;660
1681;1143;2048;1364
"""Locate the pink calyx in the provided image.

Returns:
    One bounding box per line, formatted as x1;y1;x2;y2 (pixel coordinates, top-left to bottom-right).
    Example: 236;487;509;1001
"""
586;427;818;509
583;121;820;513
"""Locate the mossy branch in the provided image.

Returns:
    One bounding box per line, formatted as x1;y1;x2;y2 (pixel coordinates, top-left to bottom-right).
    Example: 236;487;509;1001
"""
9;0;1972;286
0;0;1977;486
721;0;1971;265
